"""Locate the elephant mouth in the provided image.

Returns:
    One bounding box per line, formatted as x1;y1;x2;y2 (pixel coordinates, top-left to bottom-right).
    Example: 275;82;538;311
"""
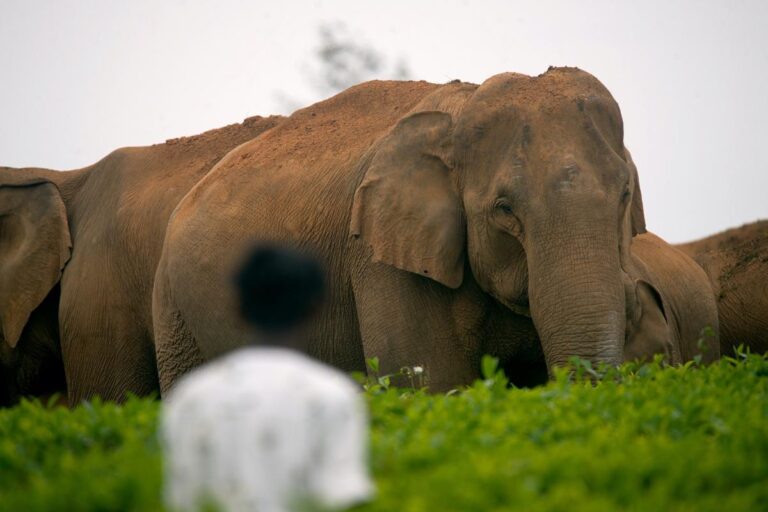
500;296;531;318
508;301;531;318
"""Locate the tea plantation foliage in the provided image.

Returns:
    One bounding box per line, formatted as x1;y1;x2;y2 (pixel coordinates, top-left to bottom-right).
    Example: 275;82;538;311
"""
1;353;766;511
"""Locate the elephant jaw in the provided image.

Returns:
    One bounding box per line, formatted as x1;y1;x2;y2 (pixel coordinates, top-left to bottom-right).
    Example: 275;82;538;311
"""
495;295;532;318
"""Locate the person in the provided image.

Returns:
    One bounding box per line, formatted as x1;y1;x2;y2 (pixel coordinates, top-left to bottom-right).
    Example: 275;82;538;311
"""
161;245;374;512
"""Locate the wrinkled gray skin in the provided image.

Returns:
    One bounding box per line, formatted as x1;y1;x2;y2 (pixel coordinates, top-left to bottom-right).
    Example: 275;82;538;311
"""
0;116;282;406
154;68;718;392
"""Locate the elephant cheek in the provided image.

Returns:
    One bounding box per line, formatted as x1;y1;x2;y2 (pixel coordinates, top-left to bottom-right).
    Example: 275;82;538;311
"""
469;227;529;308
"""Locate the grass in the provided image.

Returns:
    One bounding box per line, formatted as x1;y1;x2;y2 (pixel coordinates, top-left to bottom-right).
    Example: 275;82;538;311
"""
1;352;766;511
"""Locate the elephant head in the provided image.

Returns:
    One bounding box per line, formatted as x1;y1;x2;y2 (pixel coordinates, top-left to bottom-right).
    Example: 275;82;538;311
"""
0;172;71;402
352;67;647;373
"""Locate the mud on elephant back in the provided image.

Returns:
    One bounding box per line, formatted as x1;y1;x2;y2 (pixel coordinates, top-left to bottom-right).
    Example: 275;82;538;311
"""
678;220;768;356
152;67;719;394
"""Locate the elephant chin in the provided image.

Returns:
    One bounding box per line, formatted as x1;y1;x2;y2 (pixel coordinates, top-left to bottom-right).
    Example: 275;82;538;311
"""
496;295;531;318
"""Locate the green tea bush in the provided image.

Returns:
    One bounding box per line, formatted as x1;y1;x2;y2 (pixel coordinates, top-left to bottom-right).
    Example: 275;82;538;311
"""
1;353;766;511
0;397;162;511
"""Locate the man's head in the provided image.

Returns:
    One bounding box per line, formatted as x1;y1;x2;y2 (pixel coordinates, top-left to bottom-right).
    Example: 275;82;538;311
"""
234;244;326;342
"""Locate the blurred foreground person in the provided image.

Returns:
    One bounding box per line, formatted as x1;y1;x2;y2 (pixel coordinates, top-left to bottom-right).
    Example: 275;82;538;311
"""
161;245;374;512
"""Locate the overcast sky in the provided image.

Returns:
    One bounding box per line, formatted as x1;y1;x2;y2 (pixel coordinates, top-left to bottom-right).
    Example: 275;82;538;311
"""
1;1;766;242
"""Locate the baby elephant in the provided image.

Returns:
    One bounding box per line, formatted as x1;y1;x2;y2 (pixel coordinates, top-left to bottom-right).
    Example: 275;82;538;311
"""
678;220;768;355
624;233;720;364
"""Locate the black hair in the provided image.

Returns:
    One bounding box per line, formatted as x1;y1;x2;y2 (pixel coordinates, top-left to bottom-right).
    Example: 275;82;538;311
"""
234;244;326;334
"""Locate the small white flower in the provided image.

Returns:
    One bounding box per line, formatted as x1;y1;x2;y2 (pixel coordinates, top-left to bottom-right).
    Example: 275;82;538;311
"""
413;366;424;376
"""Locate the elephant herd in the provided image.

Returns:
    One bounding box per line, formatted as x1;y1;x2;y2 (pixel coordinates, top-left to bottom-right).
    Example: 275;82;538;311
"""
1;67;766;406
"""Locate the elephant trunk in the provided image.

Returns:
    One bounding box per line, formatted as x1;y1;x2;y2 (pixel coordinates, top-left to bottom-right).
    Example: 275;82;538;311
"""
526;223;626;374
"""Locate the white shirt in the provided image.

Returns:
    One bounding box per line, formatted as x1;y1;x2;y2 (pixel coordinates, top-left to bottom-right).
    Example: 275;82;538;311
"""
161;347;374;512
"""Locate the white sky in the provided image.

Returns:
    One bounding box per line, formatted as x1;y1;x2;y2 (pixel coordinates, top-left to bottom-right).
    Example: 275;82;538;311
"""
1;0;766;242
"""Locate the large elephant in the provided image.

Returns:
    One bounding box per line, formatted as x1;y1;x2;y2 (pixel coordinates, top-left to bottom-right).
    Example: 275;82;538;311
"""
0;115;283;405
153;68;718;392
678;220;768;355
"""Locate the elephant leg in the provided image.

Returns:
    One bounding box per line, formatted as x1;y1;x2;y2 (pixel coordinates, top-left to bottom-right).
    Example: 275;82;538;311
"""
59;273;160;404
151;257;205;395
59;314;159;404
352;261;480;392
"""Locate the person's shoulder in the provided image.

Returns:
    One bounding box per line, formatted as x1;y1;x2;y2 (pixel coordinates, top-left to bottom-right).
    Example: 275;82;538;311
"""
249;348;359;394
296;356;362;400
165;348;256;404
246;349;364;407
165;348;361;408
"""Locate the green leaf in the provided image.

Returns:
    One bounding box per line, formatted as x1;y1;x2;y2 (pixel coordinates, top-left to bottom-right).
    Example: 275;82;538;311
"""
481;355;499;381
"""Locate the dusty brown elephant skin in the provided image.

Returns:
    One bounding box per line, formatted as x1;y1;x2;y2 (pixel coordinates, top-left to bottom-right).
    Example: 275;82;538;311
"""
626;234;720;364
153;68;717;392
0;115;283;406
678;220;768;355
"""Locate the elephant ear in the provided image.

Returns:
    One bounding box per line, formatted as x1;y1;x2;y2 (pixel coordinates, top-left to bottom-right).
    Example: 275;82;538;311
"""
624;148;647;236
350;111;465;289
625;280;680;363
0;182;71;348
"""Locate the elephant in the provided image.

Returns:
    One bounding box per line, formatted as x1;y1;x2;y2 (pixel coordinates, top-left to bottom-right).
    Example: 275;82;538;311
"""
678;220;768;355
625;233;720;364
0;115;283;406
153;67;718;393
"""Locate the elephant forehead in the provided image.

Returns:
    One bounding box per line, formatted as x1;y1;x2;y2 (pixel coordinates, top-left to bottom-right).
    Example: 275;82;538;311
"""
456;102;616;156
457;75;622;149
458;109;621;170
478;67;616;106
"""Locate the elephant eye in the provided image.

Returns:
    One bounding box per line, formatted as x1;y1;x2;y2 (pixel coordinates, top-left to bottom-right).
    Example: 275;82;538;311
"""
620;188;631;204
493;199;523;237
494;199;514;215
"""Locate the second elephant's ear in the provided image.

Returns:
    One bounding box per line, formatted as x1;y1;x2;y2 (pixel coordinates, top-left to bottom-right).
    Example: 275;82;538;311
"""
624;148;647;236
0;182;71;348
350;111;465;289
625;280;677;363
